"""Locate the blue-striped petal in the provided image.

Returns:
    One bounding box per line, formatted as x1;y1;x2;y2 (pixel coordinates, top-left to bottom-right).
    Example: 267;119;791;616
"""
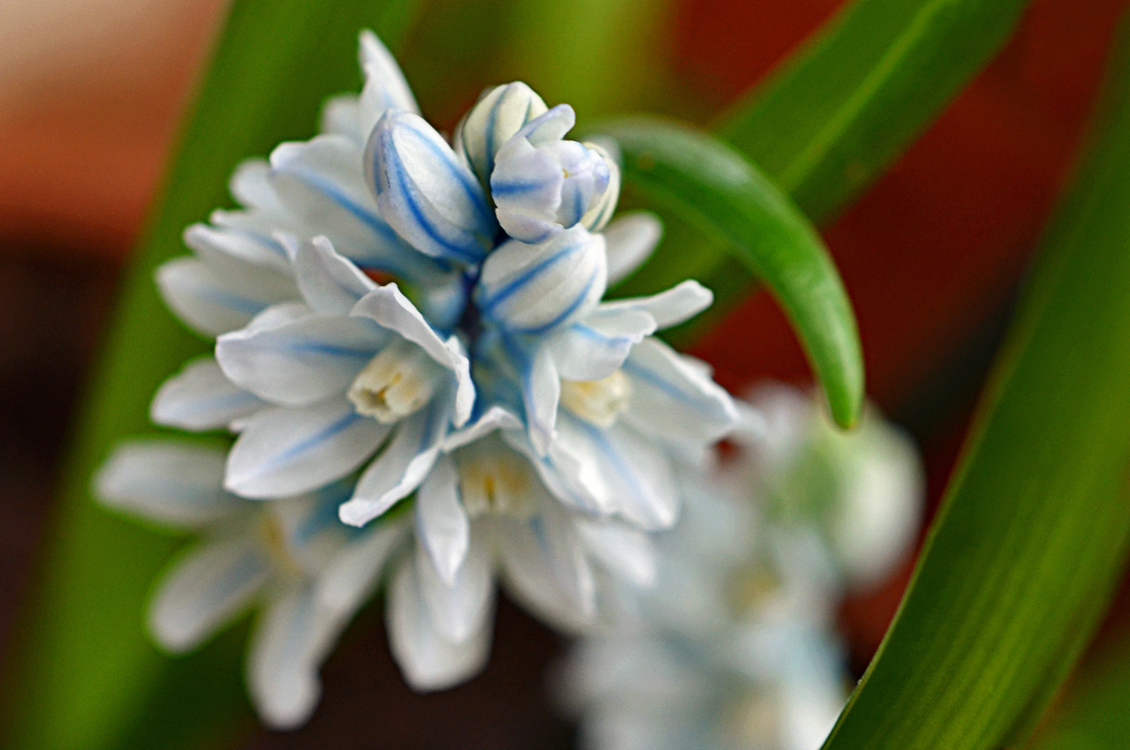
149;534;272;652
491;105;612;243
366;111;494;265
94;441;246;528
294;236;377;315
621;337;738;446
225;398;391;499
269;134;441;283
454;82;548;185
602;211;662;285
156;256;297;337
151;356;266;431
547;308;657;382
476;225;607;335
216;310;387;408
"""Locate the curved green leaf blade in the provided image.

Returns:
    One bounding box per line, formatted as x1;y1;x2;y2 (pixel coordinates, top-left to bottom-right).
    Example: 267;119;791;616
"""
718;0;1031;222
598;117;863;427
1;2;419;749
821;22;1130;750
619;0;1033;331
1027;634;1130;750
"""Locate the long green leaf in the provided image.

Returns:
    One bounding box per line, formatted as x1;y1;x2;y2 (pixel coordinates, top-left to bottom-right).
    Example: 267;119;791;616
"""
597;118;863;428
619;0;1033;329
719;0;1031;221
821;20;1130;750
1026;633;1130;750
1;2;418;749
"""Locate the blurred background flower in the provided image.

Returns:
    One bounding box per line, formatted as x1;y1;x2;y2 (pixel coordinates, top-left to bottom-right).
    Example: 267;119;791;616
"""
3;0;1130;747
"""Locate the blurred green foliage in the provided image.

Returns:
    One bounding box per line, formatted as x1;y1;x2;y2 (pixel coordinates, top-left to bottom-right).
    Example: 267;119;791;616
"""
821;19;1130;750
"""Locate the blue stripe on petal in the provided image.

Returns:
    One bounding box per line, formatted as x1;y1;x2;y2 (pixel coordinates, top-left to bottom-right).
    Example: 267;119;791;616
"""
621;358;723;416
265;411;366;472
515;267;598;336
402;121;492;222
197;287;270;316
479;239;584;314
282;167;401;246
379;132;487;265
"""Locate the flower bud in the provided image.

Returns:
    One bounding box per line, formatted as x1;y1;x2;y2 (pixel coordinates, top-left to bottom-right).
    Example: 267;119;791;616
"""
560;370;631;427
348;338;445;423
454;82;548;186
475;225;607;334
490;105;613;243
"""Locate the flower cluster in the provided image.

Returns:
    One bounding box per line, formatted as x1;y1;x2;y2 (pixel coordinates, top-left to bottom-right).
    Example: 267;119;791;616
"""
559;385;923;750
97;31;738;727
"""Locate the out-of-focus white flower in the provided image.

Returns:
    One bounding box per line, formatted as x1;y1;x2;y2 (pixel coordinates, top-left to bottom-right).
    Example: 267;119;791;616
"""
560;461;848;750
94;441;407;729
736;383;924;590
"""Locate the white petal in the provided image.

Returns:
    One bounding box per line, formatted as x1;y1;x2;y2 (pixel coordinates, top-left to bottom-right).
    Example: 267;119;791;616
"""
575;519;657;589
156;257;296;337
230;158;285;212
339;405;445;526
149;534;272;652
151;357;265;431
622;338;738;445
94;441;244;528
294;236;377;315
351;284;475;424
535;495;598;615
366;111;494;264
247;583;341;730
316;518;409;615
387;555;491;691
269;134;431;280
524;344;560;455
320;93;362;141
547;309;657;381
476;226;607;334
358;29;420;134
185;221;292;279
414;454;470;584
441;405;523;452
216;311;385;408
226;398;390;499
496;516;595;632
454;82;548;184
415;535;493;644
579;139;620;233
551;414;679;530
602;211;662;285
598;280;713;330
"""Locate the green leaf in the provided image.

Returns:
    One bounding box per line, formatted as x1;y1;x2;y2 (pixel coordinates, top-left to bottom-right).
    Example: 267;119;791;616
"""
619;0;1034;331
1026;633;1130;750
718;0;1031;222
597;118;863;428
1;2;420;749
820;20;1130;750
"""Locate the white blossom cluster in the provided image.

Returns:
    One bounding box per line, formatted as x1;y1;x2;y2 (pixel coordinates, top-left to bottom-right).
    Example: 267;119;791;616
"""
559;384;924;750
95;31;739;728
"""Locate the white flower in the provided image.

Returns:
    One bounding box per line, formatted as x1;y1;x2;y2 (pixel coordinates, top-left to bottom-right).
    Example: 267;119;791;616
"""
735;384;924;590
490;104;617;243
559;460;848;750
110;28;745;698
94;441;407;728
